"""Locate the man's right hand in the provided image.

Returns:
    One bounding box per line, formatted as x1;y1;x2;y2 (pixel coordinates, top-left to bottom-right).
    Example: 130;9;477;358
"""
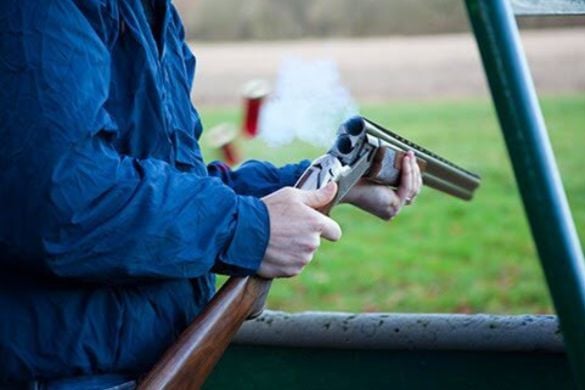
258;182;342;279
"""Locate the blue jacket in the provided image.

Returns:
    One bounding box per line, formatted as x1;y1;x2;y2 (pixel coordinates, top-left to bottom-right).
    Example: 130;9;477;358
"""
0;0;308;383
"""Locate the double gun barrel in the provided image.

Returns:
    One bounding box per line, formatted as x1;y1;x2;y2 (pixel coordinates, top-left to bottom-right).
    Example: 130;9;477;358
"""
331;117;480;201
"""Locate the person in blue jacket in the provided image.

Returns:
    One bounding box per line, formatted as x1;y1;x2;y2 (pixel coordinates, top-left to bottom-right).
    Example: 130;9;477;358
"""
0;0;422;388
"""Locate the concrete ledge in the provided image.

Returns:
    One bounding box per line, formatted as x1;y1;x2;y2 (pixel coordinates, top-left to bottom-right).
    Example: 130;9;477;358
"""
234;310;564;353
512;0;585;15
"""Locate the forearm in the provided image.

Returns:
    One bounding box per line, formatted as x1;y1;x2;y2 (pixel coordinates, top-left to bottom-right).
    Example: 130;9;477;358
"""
22;136;268;282
207;159;311;197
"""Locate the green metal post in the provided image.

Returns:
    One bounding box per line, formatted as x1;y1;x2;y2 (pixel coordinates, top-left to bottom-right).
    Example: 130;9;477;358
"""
465;0;585;386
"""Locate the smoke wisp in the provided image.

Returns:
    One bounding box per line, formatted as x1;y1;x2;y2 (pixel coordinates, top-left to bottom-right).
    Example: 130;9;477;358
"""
259;57;359;147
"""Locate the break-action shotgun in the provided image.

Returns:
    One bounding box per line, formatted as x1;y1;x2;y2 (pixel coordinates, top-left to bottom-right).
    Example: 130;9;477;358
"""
138;116;480;389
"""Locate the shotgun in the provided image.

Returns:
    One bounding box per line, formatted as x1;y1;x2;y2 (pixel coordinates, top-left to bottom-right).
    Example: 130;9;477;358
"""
139;116;480;389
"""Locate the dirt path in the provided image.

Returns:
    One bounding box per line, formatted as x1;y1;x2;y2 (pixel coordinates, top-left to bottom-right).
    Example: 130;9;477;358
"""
189;28;585;106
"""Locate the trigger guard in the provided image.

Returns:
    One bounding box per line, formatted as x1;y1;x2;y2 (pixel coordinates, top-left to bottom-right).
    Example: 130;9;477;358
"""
295;155;344;191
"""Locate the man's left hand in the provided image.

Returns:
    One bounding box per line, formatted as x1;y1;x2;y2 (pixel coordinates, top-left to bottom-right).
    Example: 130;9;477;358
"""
341;151;422;220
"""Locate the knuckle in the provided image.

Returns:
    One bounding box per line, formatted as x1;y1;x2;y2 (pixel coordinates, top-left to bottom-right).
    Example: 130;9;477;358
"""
310;216;325;232
304;239;320;254
289;256;311;277
292;250;313;269
314;236;322;249
303;192;316;204
381;210;394;221
282;187;296;197
283;268;301;278
384;204;400;220
290;267;302;277
281;187;298;198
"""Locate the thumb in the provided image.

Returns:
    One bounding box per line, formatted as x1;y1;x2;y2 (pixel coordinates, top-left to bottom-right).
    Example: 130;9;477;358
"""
300;181;338;209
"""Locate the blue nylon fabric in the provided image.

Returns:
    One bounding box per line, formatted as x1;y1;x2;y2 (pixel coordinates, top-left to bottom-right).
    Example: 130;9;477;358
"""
0;0;309;384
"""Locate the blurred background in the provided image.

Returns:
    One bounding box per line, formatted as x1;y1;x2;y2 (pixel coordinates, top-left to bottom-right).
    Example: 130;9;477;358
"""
174;0;585;315
175;0;583;41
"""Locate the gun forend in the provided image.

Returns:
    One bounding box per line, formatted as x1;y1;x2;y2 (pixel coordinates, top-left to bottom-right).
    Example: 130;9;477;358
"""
337;117;480;201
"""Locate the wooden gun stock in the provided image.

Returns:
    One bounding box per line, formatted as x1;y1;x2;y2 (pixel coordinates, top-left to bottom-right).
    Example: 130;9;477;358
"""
139;117;480;389
139;276;271;389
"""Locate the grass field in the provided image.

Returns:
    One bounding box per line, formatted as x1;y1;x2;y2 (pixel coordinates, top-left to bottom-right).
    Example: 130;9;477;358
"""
199;94;584;314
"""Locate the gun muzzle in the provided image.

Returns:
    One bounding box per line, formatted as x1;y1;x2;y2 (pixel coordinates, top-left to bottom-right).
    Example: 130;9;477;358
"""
337;116;480;201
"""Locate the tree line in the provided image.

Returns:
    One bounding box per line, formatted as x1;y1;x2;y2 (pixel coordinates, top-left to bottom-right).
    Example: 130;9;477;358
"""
174;0;584;41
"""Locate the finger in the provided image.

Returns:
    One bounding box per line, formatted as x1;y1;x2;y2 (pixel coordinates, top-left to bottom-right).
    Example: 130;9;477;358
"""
415;159;423;196
397;153;413;204
314;212;342;242
413;153;423;197
408;152;418;201
299;181;338;209
406;152;415;199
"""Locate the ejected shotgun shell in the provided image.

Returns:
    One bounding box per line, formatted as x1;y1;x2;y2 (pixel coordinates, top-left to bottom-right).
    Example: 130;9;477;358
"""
204;123;241;166
241;79;270;138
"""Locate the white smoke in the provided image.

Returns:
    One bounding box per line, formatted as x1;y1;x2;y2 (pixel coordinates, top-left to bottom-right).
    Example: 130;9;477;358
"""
259;57;359;147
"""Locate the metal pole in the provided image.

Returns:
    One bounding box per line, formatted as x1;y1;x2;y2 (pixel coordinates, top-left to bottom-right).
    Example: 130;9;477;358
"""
465;0;585;386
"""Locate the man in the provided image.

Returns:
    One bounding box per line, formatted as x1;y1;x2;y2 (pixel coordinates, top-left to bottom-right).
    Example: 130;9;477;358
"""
0;0;421;388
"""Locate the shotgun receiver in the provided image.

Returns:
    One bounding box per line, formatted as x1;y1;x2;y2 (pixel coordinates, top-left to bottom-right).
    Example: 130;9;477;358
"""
139;117;480;389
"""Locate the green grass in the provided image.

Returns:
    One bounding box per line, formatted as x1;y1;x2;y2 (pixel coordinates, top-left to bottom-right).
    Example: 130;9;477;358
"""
199;94;585;314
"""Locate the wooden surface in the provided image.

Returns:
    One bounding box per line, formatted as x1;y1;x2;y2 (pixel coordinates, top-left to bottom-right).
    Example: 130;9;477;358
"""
138;276;272;389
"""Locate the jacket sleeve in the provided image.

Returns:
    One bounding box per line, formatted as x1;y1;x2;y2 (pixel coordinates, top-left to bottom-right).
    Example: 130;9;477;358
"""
0;1;268;282
207;160;311;198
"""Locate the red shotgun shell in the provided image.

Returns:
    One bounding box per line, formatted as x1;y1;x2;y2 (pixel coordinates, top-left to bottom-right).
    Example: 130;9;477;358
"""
241;79;270;138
